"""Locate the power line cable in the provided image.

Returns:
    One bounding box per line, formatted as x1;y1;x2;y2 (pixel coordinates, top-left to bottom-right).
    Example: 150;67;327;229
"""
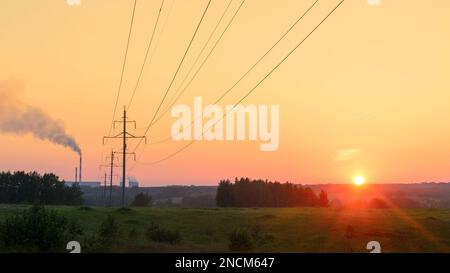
144;0;317;145
133;0;212;152
151;0;246;128
160;0;235;116
107;0;138;137
122;0;176;169
127;0;165;111
128;0;246;168
134;0;345;166
100;0;138;179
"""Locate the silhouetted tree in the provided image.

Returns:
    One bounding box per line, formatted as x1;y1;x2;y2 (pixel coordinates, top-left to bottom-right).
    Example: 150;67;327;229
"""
216;180;235;207
216;177;326;208
319;190;329;207
130;193;153;207
0;171;83;205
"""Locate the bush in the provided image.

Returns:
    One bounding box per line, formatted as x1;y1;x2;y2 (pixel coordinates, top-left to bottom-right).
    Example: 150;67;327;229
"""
0;205;83;252
128;227;139;240
68;219;84;236
97;215;119;247
249;225;262;241
229;227;254;251
115;207;132;213
145;223;181;244
247;225;273;247
131;193;153;207
81;234;102;253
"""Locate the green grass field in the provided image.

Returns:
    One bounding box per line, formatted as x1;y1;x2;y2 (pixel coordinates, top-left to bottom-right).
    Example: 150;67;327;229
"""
1;205;450;253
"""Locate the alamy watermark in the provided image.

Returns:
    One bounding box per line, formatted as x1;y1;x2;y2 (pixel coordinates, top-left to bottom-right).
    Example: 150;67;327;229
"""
367;0;381;6
171;97;280;152
66;0;81;6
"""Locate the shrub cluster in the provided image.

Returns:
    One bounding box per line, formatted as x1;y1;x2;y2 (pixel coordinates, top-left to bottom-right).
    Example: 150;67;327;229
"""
145;223;181;244
0;205;82;252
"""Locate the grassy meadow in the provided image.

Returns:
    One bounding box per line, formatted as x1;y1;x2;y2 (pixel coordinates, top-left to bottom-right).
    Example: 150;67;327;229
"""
0;205;450;253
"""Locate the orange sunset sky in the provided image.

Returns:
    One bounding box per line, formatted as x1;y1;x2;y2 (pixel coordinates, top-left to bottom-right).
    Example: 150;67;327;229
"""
1;0;450;185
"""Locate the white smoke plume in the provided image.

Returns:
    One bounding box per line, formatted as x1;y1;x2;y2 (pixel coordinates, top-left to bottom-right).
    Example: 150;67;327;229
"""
0;79;81;155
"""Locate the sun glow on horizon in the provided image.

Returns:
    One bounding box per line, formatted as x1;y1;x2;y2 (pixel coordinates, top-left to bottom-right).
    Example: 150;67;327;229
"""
354;176;365;186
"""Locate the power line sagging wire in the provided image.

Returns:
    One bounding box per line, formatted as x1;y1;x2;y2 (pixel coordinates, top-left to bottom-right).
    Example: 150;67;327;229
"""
134;0;346;167
127;0;166;111
158;0;235;118
138;0;247;147
100;0;137;180
142;0;318;146
149;0;247;131
127;0;212;164
107;0;138;137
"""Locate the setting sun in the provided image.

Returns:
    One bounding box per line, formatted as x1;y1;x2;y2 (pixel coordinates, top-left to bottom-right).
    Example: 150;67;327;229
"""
354;176;365;186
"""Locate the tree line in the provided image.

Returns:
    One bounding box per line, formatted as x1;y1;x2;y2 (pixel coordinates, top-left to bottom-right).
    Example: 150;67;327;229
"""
0;171;83;205
216;178;329;207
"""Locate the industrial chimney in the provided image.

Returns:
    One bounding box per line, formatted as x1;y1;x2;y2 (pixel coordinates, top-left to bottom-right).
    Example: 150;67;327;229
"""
75;167;78;182
79;155;82;183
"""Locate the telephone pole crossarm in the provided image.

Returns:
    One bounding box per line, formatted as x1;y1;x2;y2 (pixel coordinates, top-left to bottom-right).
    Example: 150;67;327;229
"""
102;106;146;207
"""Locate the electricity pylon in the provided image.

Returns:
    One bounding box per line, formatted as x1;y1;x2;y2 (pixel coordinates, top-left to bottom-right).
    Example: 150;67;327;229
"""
103;106;146;207
100;149;121;207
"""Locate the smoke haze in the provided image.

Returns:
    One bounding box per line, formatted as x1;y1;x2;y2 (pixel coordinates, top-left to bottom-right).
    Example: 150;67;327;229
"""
0;79;81;155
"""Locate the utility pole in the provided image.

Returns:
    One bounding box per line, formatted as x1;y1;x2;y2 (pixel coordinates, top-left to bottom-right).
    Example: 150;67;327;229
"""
103;172;107;207
100;150;121;207
107;150;120;207
103;106;146;207
109;150;115;207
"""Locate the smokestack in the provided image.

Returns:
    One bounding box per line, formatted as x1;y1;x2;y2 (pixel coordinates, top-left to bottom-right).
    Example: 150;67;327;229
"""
75;167;78;182
79;155;82;183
